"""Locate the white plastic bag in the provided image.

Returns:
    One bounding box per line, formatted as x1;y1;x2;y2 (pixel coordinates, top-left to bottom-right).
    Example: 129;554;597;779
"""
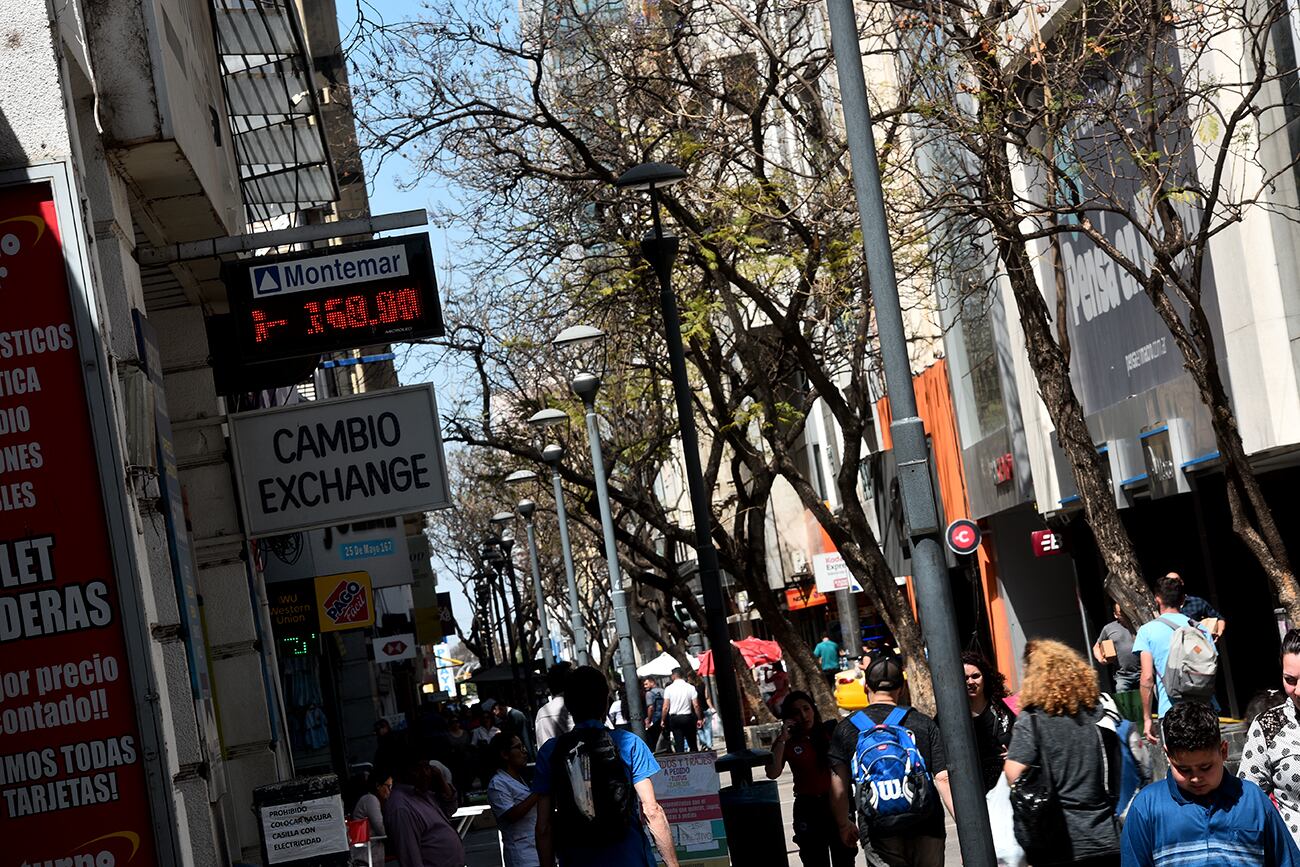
987;774;1027;867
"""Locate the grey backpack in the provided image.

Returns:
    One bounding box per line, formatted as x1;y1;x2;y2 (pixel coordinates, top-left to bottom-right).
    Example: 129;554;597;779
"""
1156;617;1218;702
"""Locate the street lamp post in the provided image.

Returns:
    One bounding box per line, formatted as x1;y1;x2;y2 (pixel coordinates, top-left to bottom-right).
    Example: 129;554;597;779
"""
482;533;528;712
615;162;786;865
517;497;556;669
553;325;645;736
823;4;996;862
528;409;591;666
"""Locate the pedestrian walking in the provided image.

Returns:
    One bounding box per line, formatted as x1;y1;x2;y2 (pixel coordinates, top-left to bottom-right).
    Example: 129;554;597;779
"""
534;665;680;867
643;676;666;750
961;651;1015;793
1134;574;1217;745
664;668;702;752
1239;628;1300;847
766;691;856;867
1123;701;1300;866
828;654;953;866
813;635;841;689
489;698;535;757
1093;600;1141;695
350;769;391;866
1166;572;1227;640
608;685;630;731
1004;639;1120;867
384;749;465;867
699;691;716;750
489;732;541;867
535;662;574;749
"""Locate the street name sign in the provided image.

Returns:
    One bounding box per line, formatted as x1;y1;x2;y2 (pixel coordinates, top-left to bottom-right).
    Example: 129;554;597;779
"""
230;385;451;536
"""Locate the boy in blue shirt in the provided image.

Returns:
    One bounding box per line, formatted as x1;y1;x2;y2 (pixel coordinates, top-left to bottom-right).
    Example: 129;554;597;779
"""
1122;702;1300;866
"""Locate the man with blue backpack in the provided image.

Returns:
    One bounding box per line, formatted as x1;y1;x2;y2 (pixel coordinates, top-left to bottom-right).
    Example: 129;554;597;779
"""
828;654;954;866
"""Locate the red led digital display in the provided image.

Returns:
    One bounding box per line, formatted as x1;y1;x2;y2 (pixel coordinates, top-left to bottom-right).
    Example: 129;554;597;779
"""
250;286;424;344
225;236;444;364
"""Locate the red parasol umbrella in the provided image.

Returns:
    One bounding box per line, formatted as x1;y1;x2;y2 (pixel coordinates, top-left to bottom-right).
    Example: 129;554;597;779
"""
697;637;783;675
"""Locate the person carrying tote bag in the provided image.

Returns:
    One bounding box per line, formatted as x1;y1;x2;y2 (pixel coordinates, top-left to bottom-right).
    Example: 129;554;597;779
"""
1004;640;1121;867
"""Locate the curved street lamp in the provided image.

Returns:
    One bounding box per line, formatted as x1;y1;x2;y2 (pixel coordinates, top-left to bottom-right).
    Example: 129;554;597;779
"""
552;324;645;735
514;496;556;669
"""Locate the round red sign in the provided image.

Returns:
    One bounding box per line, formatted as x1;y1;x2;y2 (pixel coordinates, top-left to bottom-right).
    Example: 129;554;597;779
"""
946;519;982;556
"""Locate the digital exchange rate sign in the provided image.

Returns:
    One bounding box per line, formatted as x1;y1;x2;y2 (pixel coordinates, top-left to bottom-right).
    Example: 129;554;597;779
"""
225;235;445;365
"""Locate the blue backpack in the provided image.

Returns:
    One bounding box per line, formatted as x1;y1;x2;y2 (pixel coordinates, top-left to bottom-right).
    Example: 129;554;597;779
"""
850;707;937;834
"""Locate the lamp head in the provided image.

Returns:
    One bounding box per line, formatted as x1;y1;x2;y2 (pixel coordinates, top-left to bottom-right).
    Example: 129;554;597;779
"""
527;408;569;428
505;469;538;485
490;511;514;527
570;371;601;404
553;323;608;381
517;498;536;519
542;443;564;465
615;162;687;192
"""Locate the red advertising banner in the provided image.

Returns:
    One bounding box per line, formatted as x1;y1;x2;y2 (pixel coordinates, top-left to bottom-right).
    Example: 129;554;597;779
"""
0;183;159;864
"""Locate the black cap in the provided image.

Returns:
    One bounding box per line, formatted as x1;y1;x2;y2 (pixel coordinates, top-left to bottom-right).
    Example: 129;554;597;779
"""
865;655;905;692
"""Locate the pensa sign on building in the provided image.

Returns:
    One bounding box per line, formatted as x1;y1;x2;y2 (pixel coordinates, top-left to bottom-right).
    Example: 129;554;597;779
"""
230;385;451;537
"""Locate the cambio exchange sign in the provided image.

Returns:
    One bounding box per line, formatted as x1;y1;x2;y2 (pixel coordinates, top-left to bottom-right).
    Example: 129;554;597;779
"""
230;385;451;537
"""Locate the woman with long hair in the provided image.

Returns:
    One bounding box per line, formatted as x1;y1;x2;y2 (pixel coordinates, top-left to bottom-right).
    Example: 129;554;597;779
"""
962;650;1016;793
1005;639;1120;866
765;691;855;867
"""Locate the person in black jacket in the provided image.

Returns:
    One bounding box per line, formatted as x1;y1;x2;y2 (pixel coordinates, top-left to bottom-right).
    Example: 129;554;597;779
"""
962;651;1016;793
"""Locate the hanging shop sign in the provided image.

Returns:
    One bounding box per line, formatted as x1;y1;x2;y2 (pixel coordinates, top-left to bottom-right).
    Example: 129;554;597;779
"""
0;181;160;864
230;385;451;537
262;519;414;589
1031;529;1066;558
269;580;317;639
314;572;374;633
785;586;828;610
811;551;863;594
225;234;444;365
373;633;417;663
651;752;729;866
945;519;982;556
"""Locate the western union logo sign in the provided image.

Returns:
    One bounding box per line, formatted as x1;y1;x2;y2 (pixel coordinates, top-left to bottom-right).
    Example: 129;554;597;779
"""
249;244;410;297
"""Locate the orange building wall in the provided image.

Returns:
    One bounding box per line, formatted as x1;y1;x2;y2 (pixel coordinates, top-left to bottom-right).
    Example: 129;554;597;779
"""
875;360;1018;689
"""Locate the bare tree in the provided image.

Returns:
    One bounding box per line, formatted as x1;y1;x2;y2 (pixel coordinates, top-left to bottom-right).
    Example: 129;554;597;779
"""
872;0;1300;619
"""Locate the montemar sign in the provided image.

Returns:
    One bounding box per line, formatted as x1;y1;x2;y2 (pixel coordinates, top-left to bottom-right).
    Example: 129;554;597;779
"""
230;385;451;536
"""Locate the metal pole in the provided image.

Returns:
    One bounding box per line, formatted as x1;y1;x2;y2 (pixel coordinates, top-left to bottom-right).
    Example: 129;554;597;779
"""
521;512;557;669
824;1;996;861
836;588;861;667
500;553;535;714
641;194;751;777
579;397;647;735
546;456;590;665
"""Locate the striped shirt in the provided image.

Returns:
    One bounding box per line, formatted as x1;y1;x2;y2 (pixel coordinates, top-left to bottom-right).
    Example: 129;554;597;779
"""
1120;773;1300;866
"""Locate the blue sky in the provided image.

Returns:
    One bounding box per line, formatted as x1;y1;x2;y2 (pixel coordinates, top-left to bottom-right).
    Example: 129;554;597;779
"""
336;0;481;640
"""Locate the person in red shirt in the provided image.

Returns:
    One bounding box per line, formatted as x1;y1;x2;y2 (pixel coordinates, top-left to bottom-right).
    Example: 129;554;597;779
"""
766;691;856;866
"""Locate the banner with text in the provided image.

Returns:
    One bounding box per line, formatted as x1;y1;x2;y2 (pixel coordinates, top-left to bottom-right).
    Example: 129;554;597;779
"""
0;182;159;863
652;752;728;865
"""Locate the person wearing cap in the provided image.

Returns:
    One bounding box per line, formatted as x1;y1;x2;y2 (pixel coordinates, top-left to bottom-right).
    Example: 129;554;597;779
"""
827;654;953;866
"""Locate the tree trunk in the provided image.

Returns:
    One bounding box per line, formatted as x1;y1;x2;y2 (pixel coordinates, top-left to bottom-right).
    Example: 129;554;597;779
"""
966;66;1154;624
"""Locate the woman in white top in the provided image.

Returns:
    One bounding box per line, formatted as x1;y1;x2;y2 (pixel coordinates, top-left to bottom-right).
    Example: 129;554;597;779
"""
487;732;540;867
350;771;390;866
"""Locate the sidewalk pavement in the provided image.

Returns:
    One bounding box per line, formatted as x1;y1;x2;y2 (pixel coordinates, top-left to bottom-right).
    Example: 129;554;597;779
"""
462;751;964;866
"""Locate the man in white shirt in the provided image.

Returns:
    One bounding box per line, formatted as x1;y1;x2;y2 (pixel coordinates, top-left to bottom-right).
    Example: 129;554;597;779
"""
534;662;573;750
663;668;702;753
